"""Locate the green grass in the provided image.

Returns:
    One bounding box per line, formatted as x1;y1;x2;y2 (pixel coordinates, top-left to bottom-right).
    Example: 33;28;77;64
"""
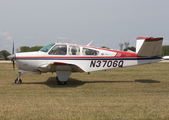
1;63;169;119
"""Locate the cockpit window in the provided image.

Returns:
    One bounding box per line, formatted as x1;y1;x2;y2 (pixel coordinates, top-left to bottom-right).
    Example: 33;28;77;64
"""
49;45;67;55
83;48;99;55
39;43;55;52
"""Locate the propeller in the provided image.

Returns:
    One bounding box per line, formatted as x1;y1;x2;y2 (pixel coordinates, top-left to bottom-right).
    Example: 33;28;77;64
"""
7;41;15;70
12;41;15;70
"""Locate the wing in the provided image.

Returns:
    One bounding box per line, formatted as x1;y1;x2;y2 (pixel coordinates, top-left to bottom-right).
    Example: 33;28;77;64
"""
38;61;84;73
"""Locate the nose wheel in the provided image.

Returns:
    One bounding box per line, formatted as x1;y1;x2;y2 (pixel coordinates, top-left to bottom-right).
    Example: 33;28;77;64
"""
15;72;22;84
15;78;22;84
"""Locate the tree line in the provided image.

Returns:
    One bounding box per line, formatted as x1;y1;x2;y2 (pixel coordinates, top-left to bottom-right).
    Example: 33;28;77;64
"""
0;46;43;60
19;46;43;52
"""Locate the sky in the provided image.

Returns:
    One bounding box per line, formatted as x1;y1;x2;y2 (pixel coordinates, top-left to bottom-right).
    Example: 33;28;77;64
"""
0;0;169;53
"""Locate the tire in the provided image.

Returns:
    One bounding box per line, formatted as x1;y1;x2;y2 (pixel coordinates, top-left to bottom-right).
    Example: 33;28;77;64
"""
15;78;22;84
56;77;67;85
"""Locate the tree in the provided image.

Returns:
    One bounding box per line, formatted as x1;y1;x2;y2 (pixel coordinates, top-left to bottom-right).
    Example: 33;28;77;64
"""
29;46;43;52
20;46;43;52
20;46;30;52
162;45;169;56
124;46;136;52
101;46;110;49
0;50;11;60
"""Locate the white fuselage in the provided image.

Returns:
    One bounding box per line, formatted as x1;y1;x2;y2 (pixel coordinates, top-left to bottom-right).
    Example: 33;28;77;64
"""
15;43;163;74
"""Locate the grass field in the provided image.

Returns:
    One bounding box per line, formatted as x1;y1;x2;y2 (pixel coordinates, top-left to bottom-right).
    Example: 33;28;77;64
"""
0;63;169;120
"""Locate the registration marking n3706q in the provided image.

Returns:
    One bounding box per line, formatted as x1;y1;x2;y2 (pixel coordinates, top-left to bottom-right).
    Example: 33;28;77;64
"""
90;60;124;68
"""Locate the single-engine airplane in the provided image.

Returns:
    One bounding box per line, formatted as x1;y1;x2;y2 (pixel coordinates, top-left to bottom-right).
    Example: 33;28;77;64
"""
8;37;165;85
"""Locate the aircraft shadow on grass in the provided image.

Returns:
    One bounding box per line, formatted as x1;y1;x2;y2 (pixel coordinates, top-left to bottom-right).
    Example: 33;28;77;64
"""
22;77;160;88
22;77;134;88
22;77;85;88
135;79;160;83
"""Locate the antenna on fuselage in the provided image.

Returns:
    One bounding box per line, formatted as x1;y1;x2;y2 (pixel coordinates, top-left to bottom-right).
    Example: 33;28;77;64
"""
57;37;69;43
57;37;62;43
87;40;93;46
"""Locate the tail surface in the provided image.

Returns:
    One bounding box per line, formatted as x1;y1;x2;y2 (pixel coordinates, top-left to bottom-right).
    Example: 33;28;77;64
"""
136;37;163;57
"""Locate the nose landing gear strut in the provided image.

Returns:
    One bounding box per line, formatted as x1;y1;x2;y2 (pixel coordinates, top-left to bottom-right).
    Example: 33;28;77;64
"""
15;72;22;84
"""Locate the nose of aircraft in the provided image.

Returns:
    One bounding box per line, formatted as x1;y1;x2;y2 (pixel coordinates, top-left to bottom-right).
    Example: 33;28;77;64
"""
7;54;16;70
8;41;16;70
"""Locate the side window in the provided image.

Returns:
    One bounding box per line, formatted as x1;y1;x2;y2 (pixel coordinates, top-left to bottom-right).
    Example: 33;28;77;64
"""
49;45;67;55
82;48;99;55
69;46;80;55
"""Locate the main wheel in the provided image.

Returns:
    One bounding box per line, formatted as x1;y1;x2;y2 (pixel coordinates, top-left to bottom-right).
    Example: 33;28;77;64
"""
56;77;67;85
15;78;22;84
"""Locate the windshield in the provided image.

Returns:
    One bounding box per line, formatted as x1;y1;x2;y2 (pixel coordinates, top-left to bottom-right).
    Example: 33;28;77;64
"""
49;45;67;55
39;43;55;52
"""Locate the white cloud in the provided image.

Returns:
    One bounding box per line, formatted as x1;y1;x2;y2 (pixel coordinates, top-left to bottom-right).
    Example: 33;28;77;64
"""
0;31;9;37
0;31;14;52
0;31;13;42
6;36;13;41
24;36;34;40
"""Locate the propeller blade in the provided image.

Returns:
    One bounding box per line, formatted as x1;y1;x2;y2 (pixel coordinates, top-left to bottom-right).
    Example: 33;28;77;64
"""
13;41;14;54
12;58;15;70
7;41;16;70
13;41;15;70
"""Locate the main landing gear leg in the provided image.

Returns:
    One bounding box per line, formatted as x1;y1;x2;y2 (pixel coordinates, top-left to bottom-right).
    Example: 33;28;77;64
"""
15;72;22;84
56;71;71;85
